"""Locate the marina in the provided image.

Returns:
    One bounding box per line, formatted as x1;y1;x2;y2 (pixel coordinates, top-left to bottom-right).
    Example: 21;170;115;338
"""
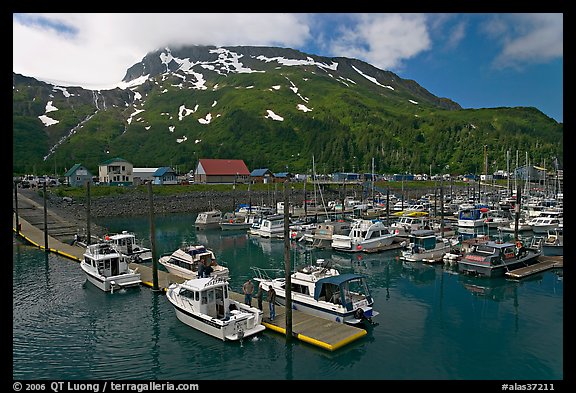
12;191;564;380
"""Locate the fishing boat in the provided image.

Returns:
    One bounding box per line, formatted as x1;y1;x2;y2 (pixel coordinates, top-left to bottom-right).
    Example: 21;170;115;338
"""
81;242;141;292
104;231;152;263
457;240;541;278
310;220;353;249
252;259;378;326
457;205;490;228
158;244;229;280
400;229;453;263
195;209;223;230
166;276;266;341
219;212;255;231
331;218;396;253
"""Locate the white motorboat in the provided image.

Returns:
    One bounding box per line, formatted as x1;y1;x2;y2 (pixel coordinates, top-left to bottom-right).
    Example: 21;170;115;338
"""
105;231;152;263
195;209;222;230
166;276;266;341
457;206;490;228
219;212;256;231
390;215;430;238
400;229;453;263
253;259;379;326
158;244;229;280
81;242;141;292
251;214;285;238
331;219;396;252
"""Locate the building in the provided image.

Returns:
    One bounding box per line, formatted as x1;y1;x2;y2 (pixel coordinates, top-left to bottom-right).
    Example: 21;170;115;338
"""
273;172;293;183
98;157;133;186
153;167;178;185
133;168;158;185
250;168;274;184
195;159;250;184
64;164;93;187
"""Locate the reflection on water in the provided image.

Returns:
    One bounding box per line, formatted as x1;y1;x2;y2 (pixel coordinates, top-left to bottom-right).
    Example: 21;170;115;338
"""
12;212;563;380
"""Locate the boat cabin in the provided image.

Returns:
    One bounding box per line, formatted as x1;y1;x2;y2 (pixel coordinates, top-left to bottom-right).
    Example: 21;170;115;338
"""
176;277;230;320
407;229;438;251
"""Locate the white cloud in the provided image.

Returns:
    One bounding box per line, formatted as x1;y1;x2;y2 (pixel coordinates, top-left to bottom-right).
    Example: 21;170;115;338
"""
486;14;563;68
326;13;431;71
13;13;312;89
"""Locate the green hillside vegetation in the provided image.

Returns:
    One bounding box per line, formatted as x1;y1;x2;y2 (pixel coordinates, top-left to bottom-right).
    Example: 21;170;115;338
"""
12;46;563;177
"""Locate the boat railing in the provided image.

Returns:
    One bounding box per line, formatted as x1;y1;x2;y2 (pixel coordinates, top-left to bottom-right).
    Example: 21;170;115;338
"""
250;266;283;281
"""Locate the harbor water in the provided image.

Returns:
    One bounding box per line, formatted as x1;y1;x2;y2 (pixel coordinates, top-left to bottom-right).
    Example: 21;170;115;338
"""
13;213;563;381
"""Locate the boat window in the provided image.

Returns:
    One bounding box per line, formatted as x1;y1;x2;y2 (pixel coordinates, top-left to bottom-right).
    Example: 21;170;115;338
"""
195;291;199;301
180;288;194;299
215;287;224;301
201;292;208;305
291;283;309;295
207;289;215;304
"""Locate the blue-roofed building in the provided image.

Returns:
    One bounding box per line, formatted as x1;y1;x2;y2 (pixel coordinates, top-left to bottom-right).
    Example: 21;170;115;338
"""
64;163;93;187
273;172;293;182
153;167;178;185
250;168;274;183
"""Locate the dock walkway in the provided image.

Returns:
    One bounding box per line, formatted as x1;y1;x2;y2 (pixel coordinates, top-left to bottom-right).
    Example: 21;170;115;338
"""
505;256;563;280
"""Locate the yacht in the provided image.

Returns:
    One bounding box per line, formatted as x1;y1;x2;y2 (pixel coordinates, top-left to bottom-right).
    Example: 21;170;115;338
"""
195;209;223;230
400;229;453;263
105;231;152;263
158;244;229;280
253;259;378;326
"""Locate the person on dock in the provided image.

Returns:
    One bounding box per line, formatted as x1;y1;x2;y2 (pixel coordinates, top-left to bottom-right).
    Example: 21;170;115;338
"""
242;279;254;306
256;284;264;311
267;287;276;321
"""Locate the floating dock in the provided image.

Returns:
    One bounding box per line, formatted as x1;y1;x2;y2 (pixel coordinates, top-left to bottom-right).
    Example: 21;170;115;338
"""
505;256;563;280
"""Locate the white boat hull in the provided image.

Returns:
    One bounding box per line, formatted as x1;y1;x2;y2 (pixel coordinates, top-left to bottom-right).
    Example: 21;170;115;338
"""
82;265;141;292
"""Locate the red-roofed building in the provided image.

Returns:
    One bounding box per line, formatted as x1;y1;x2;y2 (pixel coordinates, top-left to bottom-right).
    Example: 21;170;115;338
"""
195;158;250;184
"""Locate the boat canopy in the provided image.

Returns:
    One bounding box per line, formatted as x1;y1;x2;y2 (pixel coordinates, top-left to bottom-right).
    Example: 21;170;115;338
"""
313;273;366;301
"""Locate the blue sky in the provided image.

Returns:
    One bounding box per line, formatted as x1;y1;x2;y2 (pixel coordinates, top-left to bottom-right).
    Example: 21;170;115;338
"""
13;13;563;122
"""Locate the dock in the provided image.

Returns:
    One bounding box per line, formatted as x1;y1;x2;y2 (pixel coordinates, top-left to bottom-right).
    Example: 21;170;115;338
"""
505;256;563;280
12;200;368;352
132;263;368;351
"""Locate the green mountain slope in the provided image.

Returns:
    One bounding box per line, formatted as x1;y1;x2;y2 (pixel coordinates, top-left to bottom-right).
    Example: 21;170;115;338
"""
12;45;563;176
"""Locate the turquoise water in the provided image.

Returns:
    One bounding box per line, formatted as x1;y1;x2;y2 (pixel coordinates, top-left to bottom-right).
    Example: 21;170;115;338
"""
13;213;563;381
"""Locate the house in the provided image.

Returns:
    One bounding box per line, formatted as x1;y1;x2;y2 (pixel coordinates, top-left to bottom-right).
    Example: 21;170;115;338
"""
133;167;158;185
98;157;133;186
250;168;274;184
195;158;250;184
64;164;93;187
153;167;178;185
272;172;293;183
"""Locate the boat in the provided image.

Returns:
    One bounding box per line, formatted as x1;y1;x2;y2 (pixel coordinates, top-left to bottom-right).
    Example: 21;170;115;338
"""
251;214;285;238
400;229;453;263
331;218;396;252
166;276;266;341
457;240;541;278
389;215;431;238
442;235;491;266
252;259;378;326
483;209;513;229
310;220;353;249
158;244;229;279
457;205;490;228
531;228;563;256
195;209;222;230
104;231;152;263
81;242;141;292
219;212;255;231
528;211;562;234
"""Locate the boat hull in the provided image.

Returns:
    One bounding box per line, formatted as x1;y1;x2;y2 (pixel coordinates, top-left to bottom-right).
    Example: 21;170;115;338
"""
169;299;265;341
458;252;540;278
81;264;141;292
